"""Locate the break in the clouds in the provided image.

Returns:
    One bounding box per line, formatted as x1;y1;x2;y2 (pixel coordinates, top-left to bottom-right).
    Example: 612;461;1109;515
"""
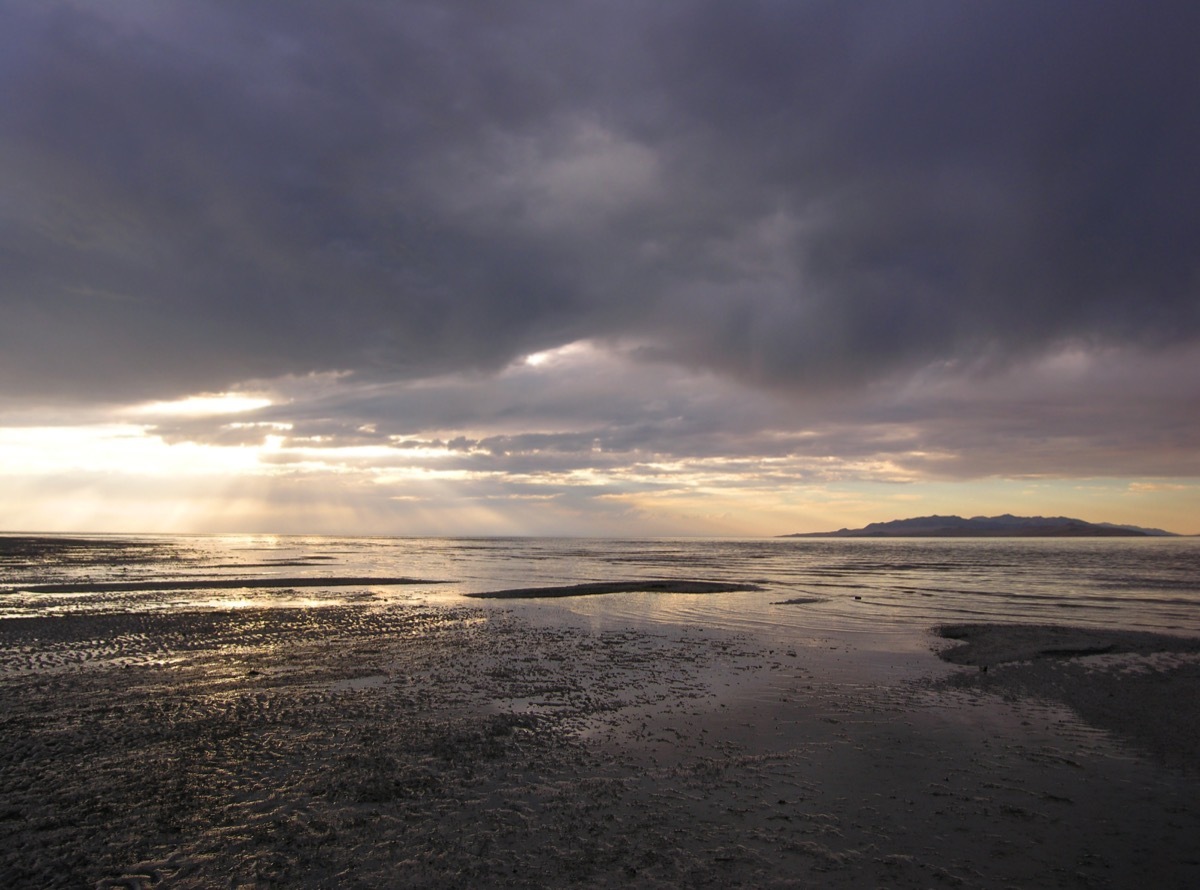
1;1;1198;534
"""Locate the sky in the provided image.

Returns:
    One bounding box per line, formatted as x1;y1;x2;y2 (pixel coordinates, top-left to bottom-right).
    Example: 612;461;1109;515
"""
1;0;1198;537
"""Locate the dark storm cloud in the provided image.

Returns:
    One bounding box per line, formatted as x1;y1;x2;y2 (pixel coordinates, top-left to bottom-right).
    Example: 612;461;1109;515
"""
2;0;1198;403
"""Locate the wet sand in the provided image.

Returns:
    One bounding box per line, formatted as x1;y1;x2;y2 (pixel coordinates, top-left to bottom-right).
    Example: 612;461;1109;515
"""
935;623;1200;773
2;590;1199;887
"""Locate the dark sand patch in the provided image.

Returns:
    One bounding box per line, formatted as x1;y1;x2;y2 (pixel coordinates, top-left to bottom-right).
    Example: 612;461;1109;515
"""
9;576;443;594
936;623;1200;771
0;535;173;571
0;535;156;554
466;579;760;599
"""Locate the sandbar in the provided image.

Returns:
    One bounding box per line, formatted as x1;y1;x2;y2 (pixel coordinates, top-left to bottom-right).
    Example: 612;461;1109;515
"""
936;622;1200;666
466;579;761;598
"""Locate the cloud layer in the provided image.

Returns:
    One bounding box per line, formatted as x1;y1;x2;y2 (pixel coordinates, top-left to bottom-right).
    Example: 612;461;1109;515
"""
5;1;1198;398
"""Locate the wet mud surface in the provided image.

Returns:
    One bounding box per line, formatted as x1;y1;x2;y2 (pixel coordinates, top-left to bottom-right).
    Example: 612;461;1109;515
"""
937;623;1200;772
2;580;1199;886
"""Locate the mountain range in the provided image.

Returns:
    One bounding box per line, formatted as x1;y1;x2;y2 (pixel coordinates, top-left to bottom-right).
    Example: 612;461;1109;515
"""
783;514;1179;538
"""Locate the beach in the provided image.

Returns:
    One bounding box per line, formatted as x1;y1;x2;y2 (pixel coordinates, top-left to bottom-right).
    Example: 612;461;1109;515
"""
2;537;1199;887
2;537;1200;890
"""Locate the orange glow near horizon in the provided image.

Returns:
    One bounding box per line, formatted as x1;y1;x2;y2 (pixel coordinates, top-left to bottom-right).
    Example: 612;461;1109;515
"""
0;416;1196;536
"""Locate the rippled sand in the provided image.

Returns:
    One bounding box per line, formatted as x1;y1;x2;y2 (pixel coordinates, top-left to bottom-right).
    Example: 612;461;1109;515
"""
2;574;1199;886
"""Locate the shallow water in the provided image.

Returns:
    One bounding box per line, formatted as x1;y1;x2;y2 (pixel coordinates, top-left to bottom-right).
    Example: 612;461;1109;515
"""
2;534;1198;641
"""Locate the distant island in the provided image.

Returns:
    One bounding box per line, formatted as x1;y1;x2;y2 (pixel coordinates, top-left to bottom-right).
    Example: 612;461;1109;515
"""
783;514;1179;538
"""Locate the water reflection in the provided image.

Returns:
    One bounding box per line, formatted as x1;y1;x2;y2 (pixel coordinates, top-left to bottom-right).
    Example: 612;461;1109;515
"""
2;535;1198;639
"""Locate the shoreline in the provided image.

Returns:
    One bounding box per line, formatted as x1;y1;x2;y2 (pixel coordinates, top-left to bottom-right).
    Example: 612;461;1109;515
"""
2;596;1199;887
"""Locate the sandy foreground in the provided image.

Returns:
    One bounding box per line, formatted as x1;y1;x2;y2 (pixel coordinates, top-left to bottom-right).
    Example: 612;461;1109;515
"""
2;584;1199;887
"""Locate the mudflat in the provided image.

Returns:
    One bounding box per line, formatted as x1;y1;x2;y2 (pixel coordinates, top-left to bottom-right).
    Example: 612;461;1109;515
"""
1;596;1198;887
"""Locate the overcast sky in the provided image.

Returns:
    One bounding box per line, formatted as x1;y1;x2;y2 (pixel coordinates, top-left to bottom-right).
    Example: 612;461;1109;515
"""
2;0;1198;535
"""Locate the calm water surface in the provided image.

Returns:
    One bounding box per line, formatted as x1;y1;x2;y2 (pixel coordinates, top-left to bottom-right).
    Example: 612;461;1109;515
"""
2;535;1198;643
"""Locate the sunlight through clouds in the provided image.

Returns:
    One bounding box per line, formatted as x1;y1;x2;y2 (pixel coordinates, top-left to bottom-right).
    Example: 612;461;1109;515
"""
128;392;274;417
2;336;1198;535
0;425;263;476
